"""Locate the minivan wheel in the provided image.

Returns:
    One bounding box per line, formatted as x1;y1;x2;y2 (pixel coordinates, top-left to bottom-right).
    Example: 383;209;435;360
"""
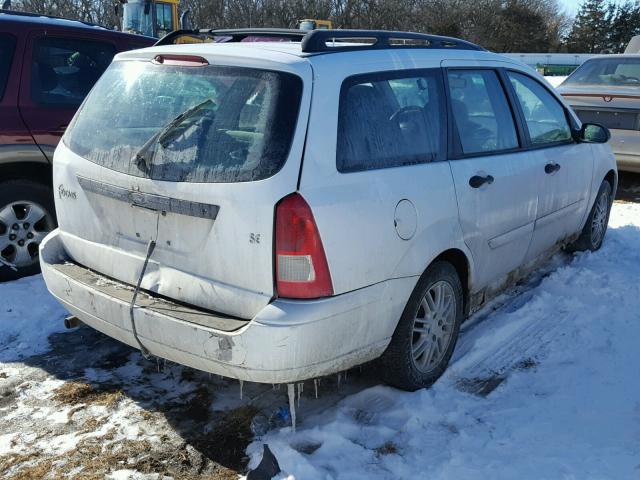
0;180;56;282
379;261;463;391
568;180;612;253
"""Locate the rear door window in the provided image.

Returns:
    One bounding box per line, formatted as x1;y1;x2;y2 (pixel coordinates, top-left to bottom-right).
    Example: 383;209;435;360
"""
507;71;572;146
447;70;519;155
31;37;116;106
64;61;303;183
0;34;17;101
337;69;445;173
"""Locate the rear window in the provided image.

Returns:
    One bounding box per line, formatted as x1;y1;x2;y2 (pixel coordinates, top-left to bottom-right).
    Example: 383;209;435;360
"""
563;57;640;87
64;61;303;183
0;34;17;101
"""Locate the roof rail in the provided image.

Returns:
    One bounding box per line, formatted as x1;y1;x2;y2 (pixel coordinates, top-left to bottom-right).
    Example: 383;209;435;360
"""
0;8;105;29
301;29;484;53
155;28;307;46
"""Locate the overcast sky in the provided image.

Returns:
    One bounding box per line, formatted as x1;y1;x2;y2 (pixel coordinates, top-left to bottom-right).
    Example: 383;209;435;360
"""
560;0;626;16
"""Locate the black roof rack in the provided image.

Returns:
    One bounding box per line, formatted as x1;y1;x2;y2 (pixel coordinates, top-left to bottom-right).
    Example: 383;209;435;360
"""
154;27;485;53
155;28;306;46
301;29;484;53
0;8;106;29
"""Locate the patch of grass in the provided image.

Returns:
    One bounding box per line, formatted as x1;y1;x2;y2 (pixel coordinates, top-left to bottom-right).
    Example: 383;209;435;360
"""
187;404;260;471
51;382;123;408
0;453;53;480
374;441;398;456
457;375;506;397
516;357;538;370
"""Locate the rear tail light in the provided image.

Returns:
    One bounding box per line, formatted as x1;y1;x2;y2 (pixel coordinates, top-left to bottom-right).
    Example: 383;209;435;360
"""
275;193;333;299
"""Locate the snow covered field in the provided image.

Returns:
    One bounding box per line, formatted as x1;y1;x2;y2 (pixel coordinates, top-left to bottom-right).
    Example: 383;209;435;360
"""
544;75;567;87
1;201;640;479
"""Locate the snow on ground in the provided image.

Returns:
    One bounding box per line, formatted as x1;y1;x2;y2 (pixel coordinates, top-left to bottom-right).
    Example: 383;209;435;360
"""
545;75;567;87
1;202;640;479
0;275;67;361
247;202;640;479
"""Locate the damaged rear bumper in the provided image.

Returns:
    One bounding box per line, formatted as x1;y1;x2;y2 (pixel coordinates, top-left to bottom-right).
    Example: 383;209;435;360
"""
40;229;414;384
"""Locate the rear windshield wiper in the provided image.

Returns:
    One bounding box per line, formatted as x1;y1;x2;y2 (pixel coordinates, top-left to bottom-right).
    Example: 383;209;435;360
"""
134;99;215;174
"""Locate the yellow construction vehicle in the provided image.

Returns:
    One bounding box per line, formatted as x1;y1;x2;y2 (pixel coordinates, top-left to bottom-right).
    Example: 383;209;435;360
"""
119;0;188;38
298;19;333;31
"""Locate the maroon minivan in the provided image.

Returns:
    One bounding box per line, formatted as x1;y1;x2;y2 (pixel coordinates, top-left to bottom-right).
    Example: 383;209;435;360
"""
0;10;154;280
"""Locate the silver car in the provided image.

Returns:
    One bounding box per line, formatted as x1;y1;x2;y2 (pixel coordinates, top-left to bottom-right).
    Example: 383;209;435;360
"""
558;55;640;173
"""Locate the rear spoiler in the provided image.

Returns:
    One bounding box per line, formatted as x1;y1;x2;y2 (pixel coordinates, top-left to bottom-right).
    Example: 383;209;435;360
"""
155;28;307;46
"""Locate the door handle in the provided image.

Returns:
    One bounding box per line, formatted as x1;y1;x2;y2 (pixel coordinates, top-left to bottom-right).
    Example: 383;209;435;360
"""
469;174;494;188
545;162;561;174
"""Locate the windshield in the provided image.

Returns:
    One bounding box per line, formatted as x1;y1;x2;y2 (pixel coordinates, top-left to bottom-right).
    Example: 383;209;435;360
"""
64;61;303;183
122;0;154;37
563;57;640;87
299;21;316;31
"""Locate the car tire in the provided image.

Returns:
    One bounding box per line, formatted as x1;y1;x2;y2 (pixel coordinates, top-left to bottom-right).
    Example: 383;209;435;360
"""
379;261;463;391
0;180;56;282
568;179;612;253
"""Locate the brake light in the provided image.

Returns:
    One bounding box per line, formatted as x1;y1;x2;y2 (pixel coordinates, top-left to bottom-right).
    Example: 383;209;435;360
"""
152;54;209;67
275;193;333;299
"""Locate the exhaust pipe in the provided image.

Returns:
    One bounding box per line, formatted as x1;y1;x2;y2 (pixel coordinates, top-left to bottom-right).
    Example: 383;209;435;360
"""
64;316;83;329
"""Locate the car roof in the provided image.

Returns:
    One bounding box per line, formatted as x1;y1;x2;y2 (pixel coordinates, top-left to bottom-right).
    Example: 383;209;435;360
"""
583;54;640;59
0;10;154;42
122;40;516;66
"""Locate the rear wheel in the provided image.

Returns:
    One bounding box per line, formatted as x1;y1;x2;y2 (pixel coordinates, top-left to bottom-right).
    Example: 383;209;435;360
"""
0;180;56;282
379;261;463;391
568;180;612;252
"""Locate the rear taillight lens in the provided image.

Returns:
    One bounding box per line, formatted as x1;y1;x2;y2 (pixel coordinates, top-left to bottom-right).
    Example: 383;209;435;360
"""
275;193;333;299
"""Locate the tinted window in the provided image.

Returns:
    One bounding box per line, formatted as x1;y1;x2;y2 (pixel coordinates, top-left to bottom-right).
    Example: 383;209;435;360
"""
447;70;518;155
563;58;640;87
65;61;302;183
31;37;116;106
337;70;445;173
0;34;17;101
508;72;572;145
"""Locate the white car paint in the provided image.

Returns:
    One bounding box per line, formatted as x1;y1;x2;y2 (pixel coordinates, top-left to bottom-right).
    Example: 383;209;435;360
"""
40;39;617;383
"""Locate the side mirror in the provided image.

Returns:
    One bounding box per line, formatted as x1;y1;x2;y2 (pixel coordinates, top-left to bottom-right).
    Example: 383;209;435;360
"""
576;122;610;144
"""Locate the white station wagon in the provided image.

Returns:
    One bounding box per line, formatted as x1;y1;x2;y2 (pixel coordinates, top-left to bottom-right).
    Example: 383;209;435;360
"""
40;30;616;391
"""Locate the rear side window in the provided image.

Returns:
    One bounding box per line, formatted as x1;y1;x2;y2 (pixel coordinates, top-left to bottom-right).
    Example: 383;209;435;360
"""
31;37;116;106
507;72;572;146
65;61;303;183
0;34;17;101
447;70;518;155
337;69;445;173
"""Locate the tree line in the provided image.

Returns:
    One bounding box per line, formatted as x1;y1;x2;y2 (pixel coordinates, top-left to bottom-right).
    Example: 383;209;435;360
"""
8;0;640;53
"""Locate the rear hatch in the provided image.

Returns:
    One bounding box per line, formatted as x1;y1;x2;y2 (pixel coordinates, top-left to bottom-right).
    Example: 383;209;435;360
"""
559;85;640;131
53;46;311;319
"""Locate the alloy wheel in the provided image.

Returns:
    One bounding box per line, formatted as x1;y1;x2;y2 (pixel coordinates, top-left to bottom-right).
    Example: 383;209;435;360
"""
591;190;610;248
0;201;54;269
411;280;457;373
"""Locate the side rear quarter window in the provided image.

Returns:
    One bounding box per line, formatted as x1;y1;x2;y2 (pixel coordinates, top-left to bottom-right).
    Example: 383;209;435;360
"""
447;69;519;155
30;37;116;107
507;71;572;146
0;34;17;102
337;69;446;173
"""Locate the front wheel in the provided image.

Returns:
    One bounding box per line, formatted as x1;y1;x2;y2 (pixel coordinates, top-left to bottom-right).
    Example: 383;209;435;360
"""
568;180;612;252
0;180;56;282
379;261;463;391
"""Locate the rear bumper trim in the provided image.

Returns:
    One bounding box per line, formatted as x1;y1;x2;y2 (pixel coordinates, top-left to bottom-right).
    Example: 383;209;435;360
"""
52;261;249;332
